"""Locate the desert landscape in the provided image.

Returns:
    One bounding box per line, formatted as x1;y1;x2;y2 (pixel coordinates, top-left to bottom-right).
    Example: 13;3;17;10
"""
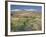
11;11;42;32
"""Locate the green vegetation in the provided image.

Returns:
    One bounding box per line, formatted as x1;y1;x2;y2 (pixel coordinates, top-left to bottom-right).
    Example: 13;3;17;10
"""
11;11;42;32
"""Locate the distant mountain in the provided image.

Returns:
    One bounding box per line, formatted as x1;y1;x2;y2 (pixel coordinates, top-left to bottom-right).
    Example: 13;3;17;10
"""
11;10;41;16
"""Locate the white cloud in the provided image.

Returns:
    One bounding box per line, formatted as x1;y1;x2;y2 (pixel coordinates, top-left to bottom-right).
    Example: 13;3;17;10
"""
11;9;37;11
11;9;22;11
24;9;37;11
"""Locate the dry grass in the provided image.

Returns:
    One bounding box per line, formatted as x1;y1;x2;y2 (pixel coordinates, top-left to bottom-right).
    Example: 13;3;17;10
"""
11;11;42;32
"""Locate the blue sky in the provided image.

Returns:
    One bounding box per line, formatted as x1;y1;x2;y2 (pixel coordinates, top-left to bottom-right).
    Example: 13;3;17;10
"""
11;5;42;12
